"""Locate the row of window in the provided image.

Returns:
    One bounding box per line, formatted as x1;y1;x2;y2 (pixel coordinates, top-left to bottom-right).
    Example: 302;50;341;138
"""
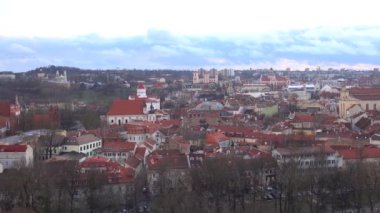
128;135;148;141
80;141;101;152
104;152;127;157
300;159;336;166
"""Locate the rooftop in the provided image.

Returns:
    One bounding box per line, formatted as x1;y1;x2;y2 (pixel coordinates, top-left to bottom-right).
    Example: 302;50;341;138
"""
107;99;145;116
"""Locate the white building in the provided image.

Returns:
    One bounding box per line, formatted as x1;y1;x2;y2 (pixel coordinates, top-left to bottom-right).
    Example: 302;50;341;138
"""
0;72;16;80
100;141;136;162
107;99;148;125
272;146;343;169
48;70;70;88
64;134;102;156
193;69;218;84
0;144;33;169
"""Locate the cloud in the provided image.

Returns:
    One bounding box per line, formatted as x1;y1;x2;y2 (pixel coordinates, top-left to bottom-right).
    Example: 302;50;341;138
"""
1;26;380;71
9;43;35;54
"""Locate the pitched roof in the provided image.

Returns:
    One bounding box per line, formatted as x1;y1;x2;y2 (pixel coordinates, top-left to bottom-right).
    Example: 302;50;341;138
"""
275;145;335;156
206;132;230;144
107;99;145;116
125;156;141;169
0;144;28;152
80;156;135;183
157;119;181;127
355;117;371;130
292;113;314;123
146;150;189;170
143;138;156;150
349;87;380;100
337;147;380;160
134;147;146;160
101;141;136;152
67;134;100;145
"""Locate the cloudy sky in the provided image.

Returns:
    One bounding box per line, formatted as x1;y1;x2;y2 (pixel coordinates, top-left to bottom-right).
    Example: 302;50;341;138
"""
1;0;380;71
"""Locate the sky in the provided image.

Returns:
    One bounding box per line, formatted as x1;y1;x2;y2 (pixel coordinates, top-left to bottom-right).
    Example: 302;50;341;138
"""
0;0;380;71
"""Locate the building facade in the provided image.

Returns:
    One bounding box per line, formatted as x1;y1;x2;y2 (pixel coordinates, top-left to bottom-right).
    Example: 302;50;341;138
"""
339;87;380;119
193;69;218;84
0;144;33;170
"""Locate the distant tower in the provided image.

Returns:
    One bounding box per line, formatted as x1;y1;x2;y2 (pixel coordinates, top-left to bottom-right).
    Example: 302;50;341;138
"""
204;71;209;83
193;71;199;84
137;83;147;98
63;70;67;82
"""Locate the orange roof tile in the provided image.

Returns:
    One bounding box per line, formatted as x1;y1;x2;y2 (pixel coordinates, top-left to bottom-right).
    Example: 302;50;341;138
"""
107;99;145;116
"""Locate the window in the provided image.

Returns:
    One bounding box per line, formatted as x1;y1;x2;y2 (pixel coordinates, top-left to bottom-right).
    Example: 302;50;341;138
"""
87;145;89;149
80;147;83;151
375;104;377;110
366;104;369;110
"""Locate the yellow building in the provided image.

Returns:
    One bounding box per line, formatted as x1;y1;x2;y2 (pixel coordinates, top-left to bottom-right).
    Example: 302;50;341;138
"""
339;87;380;119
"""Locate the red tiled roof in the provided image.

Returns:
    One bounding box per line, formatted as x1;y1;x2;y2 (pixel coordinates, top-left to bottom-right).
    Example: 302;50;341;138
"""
134;147;146;160
365;124;380;134
125;156;141;169
157;119;181;127
212;125;254;136
81;156;110;166
146;150;189;170
275;145;335;156
337;147;380;160
293;113;314;123
102;141;136;152
143;138;156;149
0;144;28;152
0;101;11;117
107;99;145;116
349;87;380;100
124;122;160;134
80;156;135;183
206;132;230;144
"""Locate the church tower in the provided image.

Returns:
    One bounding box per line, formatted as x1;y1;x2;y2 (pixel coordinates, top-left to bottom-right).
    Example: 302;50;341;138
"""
137;83;147;98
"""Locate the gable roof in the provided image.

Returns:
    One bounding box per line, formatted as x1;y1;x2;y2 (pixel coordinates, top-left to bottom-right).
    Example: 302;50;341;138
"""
107;99;145;116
